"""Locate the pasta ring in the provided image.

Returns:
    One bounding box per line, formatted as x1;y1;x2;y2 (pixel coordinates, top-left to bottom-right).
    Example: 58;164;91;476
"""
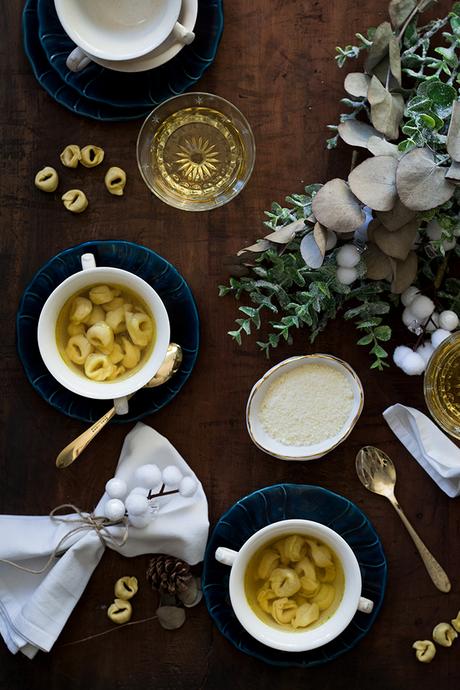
84;353;114;381
307;540;334;568
105;167;127;196
312;583;335;611
291;602;320;629
66;335;93;365
84;306;105;327
125;311;153;348
62;189;88;213
70;296;93;324
80;145;104;168
257;549;280;580
272;598;297;625
120;337;141;369
109;342;125;364
432;622;458;647
412;640;436;663
256;585;277;614
105;306;126;334
89;285;118;305
60;144;81;168
35;166;59;192
86;321;115;355
269;568;301;598
67;323;86;337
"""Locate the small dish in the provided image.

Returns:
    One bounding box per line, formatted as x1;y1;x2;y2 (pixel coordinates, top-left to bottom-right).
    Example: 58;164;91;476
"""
246;355;364;461
16;240;199;423
202;484;387;668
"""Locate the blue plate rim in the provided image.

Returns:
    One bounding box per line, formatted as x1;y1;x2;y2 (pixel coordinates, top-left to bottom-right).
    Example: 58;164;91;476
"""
16;239;200;423
202;483;387;668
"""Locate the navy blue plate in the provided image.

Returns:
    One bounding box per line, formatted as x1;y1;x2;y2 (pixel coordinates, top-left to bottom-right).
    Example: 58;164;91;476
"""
202;484;387;668
23;0;149;121
16;240;200;423
37;0;223;110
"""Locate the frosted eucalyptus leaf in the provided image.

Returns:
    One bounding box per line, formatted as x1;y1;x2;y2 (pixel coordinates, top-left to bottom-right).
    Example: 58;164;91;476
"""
313;222;328;254
338;120;381;148
445;160;460;183
396;147;455;210
368;76;404;140
237;240;271;255
368;218;419;260
343;72;371;98
447;100;460;161
367;135;400;158
348;156;398;211
264;219;305;244
363;242;393;280
156;606;186;630
300;231;325;269
311;178;365;233
376;198;415;231
388;0;416;28
389;36;402;84
365;22;393;72
390;251;418;293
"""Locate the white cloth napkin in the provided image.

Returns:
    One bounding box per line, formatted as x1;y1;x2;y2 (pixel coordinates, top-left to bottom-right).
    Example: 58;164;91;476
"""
0;423;209;658
383;404;460;497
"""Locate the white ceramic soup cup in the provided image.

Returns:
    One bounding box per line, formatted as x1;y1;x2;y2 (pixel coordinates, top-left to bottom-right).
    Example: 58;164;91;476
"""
55;0;195;72
37;253;170;414
246;355;364;462
215;519;373;652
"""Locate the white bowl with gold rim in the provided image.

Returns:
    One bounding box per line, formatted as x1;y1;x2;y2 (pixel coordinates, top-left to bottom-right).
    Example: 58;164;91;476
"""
246;355;364;461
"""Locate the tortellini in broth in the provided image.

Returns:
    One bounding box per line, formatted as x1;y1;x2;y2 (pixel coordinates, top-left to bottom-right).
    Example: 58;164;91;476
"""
245;534;343;632
56;283;155;382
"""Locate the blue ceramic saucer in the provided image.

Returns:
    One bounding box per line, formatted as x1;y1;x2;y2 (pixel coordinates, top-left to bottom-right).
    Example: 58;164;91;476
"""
16;240;200;423
202;484;387;668
37;0;223;110
23;0;149;121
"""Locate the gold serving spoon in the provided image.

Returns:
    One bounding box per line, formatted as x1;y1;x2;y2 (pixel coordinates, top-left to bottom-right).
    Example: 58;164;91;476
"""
56;343;183;470
356;446;451;593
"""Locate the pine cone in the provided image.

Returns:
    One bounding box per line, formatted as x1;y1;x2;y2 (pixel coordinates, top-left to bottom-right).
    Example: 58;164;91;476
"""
146;554;192;595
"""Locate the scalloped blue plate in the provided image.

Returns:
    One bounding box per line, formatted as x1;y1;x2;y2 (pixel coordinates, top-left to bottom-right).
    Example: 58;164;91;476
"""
23;0;149;121
202;484;387;668
37;0;223;110
16;240;200;423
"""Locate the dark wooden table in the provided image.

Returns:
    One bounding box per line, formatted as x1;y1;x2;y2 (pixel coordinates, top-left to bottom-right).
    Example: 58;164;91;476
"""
1;0;459;687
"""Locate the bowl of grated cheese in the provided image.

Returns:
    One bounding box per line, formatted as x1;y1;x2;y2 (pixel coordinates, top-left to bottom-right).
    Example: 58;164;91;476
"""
246;355;364;461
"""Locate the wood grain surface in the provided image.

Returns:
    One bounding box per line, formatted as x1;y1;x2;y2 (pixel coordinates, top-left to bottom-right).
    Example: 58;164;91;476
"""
1;1;459;688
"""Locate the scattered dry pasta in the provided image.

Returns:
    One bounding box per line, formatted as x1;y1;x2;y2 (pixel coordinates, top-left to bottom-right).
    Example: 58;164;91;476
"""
35;166;59;192
432;622;458;647
60;144;81;168
80;144;104;168
413;640;436;663
62;189;88;213
105;166;126;196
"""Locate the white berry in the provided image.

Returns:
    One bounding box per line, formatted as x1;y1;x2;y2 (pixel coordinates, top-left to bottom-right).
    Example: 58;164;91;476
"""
439;310;459;331
105;478;128;500
424;312;439;333
128;513;150;529
179;476;198;497
393;345;412;367
125;492;149;516
336;266;358;285
399;351;426;375
426;220;443;241
130;486;149;496
402;307;420;333
410;295;435;321
104;498;126;522
325;230;337;250
162;465;183;486
336;244;361;268
401;286;420;307
442;237;456;251
431;328;451;348
416;341;435;365
134;464;162;489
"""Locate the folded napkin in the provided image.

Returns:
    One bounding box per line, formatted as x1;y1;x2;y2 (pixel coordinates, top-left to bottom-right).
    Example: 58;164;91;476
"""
0;423;209;658
383;404;460;497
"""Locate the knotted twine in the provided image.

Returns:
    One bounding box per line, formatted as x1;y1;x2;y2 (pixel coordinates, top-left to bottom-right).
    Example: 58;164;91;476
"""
0;504;129;574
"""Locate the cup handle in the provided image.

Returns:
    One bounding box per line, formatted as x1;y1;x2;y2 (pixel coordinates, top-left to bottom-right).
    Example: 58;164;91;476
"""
172;21;195;45
66;47;92;72
215;547;238;566
358;596;374;614
113;396;129;416
81;253;96;270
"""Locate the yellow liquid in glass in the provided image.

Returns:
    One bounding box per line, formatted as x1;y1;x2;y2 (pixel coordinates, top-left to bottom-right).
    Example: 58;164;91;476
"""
424;331;460;439
150;106;247;207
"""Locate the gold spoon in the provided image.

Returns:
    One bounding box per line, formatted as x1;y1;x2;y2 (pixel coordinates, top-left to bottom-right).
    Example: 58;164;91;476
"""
356;446;451;593
55;344;183;469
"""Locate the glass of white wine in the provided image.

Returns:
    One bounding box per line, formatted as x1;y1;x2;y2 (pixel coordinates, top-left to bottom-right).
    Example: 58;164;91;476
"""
424;330;460;439
136;92;255;211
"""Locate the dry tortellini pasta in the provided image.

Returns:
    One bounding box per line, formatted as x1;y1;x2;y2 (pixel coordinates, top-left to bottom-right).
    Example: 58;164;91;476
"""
432;622;458;647
62;189;88;213
412;640;436;663
35;166;59;192
107;598;132;624
80;144;105;168
58;284;155;382
105;166;127;196
60;144;81;168
246;534;342;631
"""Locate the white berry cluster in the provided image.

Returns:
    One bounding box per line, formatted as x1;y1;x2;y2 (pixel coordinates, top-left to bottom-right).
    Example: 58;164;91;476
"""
335;244;361;285
103;464;198;528
426;219;459;252
393;285;458;375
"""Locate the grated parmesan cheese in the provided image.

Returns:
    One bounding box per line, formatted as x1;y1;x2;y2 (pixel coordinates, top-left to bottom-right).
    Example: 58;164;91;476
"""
258;363;354;446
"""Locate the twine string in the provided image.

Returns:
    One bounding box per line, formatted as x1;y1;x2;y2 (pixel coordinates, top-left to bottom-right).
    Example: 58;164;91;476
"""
0;504;129;575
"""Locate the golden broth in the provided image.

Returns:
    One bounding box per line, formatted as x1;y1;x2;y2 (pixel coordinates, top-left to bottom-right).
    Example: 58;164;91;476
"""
244;533;344;632
56;283;156;383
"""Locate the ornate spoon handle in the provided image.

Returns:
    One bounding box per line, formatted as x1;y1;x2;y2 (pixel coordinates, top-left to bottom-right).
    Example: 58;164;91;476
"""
55;407;116;469
389;496;451;593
